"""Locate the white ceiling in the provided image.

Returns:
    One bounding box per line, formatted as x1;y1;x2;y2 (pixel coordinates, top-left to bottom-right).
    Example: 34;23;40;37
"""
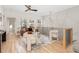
3;5;76;16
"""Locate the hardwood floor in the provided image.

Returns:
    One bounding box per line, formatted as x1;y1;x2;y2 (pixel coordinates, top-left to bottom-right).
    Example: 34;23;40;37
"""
1;33;18;53
1;33;73;53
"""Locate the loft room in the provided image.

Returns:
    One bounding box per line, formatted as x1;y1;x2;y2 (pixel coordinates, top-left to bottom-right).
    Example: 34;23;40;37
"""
0;5;78;53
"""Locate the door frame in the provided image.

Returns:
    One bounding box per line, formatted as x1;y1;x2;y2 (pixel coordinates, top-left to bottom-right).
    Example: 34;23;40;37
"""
7;17;16;33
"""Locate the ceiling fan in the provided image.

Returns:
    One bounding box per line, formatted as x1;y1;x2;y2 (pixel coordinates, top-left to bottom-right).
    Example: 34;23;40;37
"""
25;5;38;12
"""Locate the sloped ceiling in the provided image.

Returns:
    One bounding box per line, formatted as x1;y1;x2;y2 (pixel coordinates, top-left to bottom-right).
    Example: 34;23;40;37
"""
3;5;76;16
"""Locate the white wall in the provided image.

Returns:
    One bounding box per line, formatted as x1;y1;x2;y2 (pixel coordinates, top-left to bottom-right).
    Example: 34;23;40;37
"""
41;12;52;27
41;6;79;41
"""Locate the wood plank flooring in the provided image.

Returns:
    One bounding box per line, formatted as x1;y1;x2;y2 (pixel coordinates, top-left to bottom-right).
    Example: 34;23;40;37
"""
1;33;73;53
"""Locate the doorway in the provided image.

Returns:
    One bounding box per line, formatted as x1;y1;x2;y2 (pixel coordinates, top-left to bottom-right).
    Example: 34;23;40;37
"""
7;17;16;33
63;28;72;49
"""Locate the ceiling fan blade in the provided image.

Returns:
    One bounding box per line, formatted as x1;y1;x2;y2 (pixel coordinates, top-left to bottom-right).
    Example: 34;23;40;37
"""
25;5;38;12
25;9;29;12
25;5;31;9
31;9;38;11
